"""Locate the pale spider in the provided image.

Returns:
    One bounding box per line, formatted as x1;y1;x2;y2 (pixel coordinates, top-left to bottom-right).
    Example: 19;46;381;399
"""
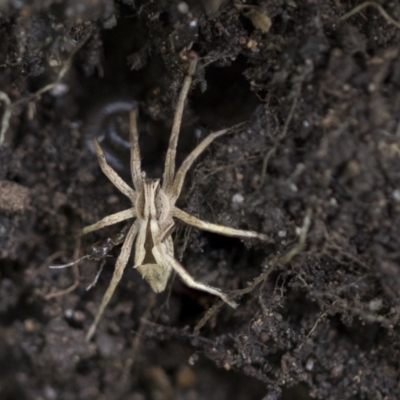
78;58;268;341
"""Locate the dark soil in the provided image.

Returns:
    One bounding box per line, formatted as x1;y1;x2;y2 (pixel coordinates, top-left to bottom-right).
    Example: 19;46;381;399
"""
1;1;400;399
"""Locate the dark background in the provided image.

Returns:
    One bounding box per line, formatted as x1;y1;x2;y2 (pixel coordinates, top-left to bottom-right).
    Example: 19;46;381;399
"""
1;1;400;399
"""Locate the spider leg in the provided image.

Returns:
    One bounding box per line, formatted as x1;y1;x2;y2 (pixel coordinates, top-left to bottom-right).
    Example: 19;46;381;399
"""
85;220;139;341
93;139;136;201
162;58;198;191
129;109;143;191
168;128;230;200
173;207;269;241
152;242;238;308
82;208;136;235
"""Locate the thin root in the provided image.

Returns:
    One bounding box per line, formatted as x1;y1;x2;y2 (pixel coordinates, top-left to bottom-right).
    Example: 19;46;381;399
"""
194;208;312;333
0;35;90;147
340;1;400;30
45;238;82;300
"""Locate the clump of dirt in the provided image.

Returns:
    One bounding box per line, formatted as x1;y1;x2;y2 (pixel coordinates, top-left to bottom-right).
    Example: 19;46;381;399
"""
1;1;400;399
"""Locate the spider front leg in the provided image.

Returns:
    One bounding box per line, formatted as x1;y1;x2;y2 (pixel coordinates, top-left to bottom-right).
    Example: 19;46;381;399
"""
168;127;231;200
162;58;198;191
129;109;144;192
92;139;136;201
